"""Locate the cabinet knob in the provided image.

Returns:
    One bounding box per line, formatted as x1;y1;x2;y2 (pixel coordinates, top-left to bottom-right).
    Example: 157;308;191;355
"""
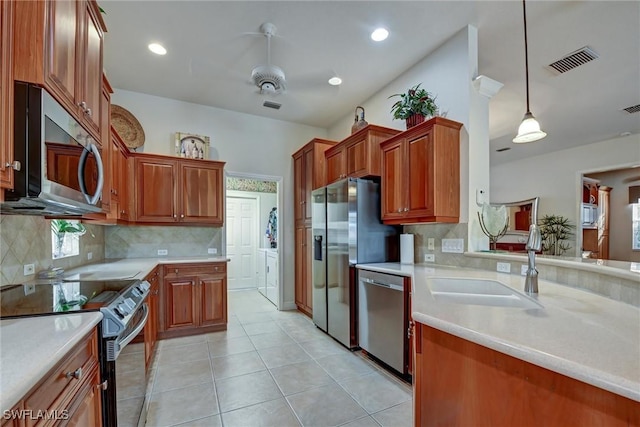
173;214;177;218
121;210;126;214
181;214;185;218
66;367;83;380
397;209;401;213
404;208;409;212
154;290;159;295
214;267;219;272
78;101;87;109
97;380;108;390
85;108;92;117
5;161;21;171
175;269;179;274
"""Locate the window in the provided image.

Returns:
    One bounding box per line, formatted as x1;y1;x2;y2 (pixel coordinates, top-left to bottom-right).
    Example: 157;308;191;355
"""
633;202;640;251
51;220;85;259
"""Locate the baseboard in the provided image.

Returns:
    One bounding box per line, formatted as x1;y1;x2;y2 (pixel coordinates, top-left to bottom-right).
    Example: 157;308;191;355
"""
280;301;297;311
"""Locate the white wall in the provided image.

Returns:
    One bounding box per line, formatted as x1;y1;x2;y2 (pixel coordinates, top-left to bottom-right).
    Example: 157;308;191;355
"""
111;90;326;308
491;133;640;256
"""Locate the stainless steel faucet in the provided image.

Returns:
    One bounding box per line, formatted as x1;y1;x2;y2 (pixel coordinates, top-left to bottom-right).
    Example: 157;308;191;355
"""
524;198;541;294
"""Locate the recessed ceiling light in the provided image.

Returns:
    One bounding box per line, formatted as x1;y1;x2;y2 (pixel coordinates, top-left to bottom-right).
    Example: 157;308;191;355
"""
328;76;342;86
148;43;167;55
371;28;389;42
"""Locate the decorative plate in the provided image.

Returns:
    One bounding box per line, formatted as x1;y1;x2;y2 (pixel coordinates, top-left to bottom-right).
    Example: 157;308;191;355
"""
111;105;145;149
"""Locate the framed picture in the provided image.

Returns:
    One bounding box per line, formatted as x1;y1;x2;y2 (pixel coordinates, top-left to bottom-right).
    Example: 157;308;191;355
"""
175;132;210;159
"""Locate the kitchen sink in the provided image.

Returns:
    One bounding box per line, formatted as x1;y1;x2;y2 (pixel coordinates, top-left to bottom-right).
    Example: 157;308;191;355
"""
428;277;543;309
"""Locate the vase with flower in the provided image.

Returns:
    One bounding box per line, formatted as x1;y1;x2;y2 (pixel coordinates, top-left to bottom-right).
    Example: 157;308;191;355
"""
388;83;439;129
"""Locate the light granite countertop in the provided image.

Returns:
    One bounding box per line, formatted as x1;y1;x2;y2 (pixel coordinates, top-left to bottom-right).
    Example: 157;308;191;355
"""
0;312;103;412
356;262;640;402
61;256;230;282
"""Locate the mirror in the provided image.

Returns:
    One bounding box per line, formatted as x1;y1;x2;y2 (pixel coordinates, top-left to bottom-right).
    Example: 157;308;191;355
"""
481;197;539;253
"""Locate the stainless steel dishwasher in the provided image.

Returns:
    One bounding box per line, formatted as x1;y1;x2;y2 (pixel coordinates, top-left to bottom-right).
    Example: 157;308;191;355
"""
358;269;407;375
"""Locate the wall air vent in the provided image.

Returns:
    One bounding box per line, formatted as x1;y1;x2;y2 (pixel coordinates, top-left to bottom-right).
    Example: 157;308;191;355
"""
547;46;599;75
263;100;281;110
496;147;511;152
623;104;640;114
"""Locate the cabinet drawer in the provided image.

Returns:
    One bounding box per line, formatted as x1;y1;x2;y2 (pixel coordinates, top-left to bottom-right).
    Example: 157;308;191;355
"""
24;330;98;426
163;263;226;278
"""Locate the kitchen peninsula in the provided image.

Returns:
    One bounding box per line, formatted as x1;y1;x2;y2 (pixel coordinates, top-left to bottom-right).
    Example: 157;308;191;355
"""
357;263;640;426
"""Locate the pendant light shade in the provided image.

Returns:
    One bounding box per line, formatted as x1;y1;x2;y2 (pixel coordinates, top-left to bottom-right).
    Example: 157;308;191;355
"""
513;0;547;144
514;112;547;143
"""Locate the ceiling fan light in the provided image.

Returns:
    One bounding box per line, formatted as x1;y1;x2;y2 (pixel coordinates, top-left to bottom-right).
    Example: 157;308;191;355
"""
513;112;547;143
328;77;342;86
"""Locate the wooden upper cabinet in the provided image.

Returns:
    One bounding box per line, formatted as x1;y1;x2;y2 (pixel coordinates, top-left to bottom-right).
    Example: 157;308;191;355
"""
324;125;400;185
292;138;337;227
99;75;112;212
381;117;462;225
0;0;14;192
133;154;225;225
13;0;106;144
135;156;178;222
180;160;224;225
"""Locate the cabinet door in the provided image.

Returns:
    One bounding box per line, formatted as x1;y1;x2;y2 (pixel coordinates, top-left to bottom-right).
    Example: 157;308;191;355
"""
304;227;313;312
293;153;304;224
180;161;224;224
77;0;103;137
135;157;177;222
164;276;197;330
200;274;227;326
66;367;102;427
117;148;131;220
294;227;305;308
303;148;315;222
346;138;368;177
44;0;78;113
406;133;434;218
99;85;111;211
325;148;345;184
0;0;14;191
381;139;406;221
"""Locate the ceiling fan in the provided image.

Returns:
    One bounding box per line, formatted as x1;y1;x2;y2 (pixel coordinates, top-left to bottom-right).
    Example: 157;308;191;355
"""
250;23;287;95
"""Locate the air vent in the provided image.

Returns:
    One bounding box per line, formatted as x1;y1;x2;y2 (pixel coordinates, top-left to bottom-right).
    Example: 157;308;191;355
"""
547;46;599;75
263;101;281;110
623;104;640;114
496;147;511;152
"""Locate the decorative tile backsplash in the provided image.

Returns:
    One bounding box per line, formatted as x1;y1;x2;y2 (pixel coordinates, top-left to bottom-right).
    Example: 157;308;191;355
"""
0;215;105;286
105;225;223;258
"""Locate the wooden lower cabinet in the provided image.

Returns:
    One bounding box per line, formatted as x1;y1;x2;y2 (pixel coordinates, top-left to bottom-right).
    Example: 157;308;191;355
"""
6;329;102;427
294;226;313;317
159;262;227;339
413;323;640;427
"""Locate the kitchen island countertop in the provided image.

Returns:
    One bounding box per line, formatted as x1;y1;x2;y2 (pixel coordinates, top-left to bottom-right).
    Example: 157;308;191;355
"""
0;312;103;412
356;262;640;402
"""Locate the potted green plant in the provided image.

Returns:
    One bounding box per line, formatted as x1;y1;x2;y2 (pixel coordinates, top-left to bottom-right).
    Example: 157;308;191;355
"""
539;214;574;256
388;83;438;128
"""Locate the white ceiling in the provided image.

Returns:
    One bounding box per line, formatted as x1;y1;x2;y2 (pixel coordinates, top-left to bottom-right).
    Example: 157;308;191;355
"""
101;1;640;165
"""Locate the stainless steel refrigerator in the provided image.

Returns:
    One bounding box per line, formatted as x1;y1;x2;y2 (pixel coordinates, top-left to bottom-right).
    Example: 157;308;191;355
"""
311;178;398;349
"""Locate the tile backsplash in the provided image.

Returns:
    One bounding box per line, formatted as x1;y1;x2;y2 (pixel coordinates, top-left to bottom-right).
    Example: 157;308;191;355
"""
0;215;105;286
105;225;223;259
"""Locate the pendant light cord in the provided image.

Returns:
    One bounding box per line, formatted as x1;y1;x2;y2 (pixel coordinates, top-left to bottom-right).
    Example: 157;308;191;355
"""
523;0;531;114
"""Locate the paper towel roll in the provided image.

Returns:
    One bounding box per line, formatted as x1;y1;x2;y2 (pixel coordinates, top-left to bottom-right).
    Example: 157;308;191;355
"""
400;234;414;264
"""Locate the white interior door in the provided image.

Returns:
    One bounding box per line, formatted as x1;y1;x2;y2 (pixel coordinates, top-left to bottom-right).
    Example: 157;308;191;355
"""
226;197;258;290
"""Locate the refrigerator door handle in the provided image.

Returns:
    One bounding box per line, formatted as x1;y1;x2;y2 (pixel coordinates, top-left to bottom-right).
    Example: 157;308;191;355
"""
314;235;323;261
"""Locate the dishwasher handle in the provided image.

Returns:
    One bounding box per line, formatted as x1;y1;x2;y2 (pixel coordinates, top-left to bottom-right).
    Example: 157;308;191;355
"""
360;277;403;291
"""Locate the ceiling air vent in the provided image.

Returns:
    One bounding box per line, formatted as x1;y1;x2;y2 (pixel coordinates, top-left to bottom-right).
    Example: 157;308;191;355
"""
623;104;640;114
263;101;281;110
547;46;599;75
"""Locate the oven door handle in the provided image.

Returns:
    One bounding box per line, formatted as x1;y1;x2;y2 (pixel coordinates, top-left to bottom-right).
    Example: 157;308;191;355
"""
118;303;149;350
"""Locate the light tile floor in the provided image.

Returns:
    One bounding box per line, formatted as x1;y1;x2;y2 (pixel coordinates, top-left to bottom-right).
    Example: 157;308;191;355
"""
142;290;413;427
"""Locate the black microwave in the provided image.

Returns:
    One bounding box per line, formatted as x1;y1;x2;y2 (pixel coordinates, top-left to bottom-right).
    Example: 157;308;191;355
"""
1;82;104;215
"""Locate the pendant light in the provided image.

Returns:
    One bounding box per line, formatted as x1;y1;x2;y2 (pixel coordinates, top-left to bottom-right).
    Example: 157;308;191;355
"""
513;0;547;143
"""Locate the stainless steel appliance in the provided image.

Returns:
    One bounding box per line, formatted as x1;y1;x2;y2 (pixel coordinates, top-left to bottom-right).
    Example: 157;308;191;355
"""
0;278;151;426
1;82;104;216
312;178;398;348
358;269;409;376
